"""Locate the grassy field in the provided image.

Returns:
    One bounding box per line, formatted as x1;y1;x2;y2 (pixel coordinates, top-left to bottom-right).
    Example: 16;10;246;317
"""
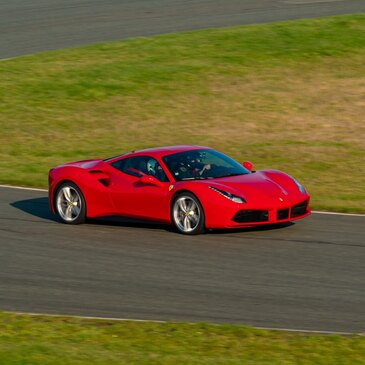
0;14;364;212
0;312;364;365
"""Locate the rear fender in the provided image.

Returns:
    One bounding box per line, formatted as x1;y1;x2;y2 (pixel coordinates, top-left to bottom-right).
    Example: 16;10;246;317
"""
49;167;114;218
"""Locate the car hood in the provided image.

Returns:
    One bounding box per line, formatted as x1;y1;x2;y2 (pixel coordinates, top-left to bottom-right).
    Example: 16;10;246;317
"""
203;170;302;202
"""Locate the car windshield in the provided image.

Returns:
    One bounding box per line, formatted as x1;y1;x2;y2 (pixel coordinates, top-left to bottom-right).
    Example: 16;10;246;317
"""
162;149;251;181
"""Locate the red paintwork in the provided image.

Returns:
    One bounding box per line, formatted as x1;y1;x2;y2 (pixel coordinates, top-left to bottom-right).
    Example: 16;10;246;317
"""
49;145;310;229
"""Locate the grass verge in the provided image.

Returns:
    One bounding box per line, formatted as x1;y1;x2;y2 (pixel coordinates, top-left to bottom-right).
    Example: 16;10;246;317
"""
0;14;364;212
0;312;364;365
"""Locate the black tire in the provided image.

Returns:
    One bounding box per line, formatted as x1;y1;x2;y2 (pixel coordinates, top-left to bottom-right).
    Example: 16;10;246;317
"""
171;192;205;235
54;182;86;224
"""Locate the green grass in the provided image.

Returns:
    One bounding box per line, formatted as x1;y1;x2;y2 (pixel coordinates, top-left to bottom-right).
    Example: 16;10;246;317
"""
0;312;364;365
0;14;364;212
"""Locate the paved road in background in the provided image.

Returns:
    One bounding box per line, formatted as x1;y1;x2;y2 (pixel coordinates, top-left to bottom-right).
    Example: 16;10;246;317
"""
1;0;365;58
0;187;364;333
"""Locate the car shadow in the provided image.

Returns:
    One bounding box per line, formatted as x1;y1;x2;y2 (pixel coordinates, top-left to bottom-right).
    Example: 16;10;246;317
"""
11;197;58;222
11;197;294;234
89;216;174;232
209;221;295;235
10;197;173;231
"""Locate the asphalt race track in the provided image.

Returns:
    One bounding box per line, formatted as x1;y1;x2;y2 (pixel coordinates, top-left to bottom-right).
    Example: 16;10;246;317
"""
1;0;365;58
0;186;364;333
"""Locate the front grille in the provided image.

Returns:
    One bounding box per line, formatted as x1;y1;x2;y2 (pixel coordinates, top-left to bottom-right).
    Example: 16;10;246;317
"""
277;208;289;220
232;210;269;223
290;200;308;218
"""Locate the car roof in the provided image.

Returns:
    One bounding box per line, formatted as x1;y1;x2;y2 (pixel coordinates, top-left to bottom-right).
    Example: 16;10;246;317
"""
106;145;211;162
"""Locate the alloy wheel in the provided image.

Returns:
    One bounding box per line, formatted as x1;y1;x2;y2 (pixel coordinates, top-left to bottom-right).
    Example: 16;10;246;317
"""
173;196;202;233
56;186;82;222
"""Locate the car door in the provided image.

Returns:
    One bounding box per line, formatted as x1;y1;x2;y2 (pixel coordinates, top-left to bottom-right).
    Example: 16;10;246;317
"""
108;155;171;222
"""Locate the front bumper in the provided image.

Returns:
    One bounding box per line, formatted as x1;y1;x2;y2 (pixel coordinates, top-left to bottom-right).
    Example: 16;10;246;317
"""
205;197;310;229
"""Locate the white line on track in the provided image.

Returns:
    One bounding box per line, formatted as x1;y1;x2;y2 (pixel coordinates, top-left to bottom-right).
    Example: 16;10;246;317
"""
312;210;365;217
5;311;166;323
0;184;47;192
1;184;364;217
254;326;364;336
4;311;363;336
0;57;16;62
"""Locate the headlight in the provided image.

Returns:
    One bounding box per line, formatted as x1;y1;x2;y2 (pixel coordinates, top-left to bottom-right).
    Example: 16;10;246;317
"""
209;186;246;203
291;177;306;194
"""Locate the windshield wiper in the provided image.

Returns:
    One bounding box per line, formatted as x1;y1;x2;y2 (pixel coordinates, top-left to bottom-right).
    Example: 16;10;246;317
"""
180;176;209;180
217;173;245;178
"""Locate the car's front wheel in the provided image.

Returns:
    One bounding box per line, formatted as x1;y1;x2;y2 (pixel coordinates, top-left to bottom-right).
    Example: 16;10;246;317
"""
55;182;86;224
171;193;205;235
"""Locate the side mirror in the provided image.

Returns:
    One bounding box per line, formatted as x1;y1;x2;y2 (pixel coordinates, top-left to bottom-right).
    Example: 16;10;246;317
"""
242;161;253;172
140;175;163;187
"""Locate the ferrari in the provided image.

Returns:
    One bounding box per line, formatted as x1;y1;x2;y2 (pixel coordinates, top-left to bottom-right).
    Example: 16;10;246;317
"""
49;145;310;234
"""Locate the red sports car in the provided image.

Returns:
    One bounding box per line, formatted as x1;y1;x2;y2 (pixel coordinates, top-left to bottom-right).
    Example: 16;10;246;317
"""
49;145;310;234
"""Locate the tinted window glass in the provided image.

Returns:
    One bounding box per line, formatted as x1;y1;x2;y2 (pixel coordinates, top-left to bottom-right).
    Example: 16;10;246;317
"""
111;156;168;182
162;149;250;181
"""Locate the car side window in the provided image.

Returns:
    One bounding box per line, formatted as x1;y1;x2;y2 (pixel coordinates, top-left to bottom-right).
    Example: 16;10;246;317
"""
111;156;169;182
146;158;169;182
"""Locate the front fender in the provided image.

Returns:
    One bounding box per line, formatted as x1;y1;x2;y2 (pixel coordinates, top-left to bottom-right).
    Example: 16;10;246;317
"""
169;181;241;228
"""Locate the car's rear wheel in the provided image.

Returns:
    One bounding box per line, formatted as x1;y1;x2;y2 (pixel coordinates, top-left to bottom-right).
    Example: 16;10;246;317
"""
172;193;205;235
55;182;86;224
